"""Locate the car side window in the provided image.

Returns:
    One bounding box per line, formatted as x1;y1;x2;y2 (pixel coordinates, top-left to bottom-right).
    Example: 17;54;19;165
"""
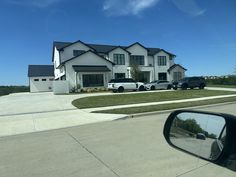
128;79;135;83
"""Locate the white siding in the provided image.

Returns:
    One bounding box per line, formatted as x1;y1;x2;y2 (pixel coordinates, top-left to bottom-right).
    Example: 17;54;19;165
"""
169;66;186;81
154;51;172;81
29;77;54;92
148;56;154;66
126;44;148;66
108;48;130;78
53;47;66;79
65;52;113;90
53;47;60;68
60;42;93;63
54;65;65;80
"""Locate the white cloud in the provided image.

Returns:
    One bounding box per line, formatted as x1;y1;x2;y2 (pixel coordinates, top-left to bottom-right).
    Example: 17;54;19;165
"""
171;0;206;17
5;0;62;8
103;0;160;16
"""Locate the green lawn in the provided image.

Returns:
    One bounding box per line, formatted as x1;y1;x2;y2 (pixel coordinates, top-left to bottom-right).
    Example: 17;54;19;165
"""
94;96;236;114
72;90;236;109
207;84;236;88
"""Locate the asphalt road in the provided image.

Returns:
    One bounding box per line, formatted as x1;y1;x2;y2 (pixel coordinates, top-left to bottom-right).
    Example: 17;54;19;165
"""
171;138;215;159
0;103;236;177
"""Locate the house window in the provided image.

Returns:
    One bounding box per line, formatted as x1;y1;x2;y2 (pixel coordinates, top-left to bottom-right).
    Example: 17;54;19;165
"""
158;73;167;80
173;72;182;81
115;73;125;79
113;54;125;65
73;50;85;56
157;56;167;66
34;79;39;81
42;79;47;81
82;74;104;87
130;55;144;65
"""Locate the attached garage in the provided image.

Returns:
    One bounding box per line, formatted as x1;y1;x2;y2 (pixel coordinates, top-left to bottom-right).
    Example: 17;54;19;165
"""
28;65;54;93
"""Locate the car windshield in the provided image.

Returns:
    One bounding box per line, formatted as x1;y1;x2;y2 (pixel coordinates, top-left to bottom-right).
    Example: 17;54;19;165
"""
180;77;190;82
150;80;158;83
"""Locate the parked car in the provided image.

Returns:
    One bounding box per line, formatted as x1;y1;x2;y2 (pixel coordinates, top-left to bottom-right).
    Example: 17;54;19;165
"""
145;80;172;90
108;78;145;93
173;77;206;90
196;133;206;140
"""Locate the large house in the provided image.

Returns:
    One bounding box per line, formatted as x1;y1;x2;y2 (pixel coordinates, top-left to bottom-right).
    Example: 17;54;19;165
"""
52;40;186;91
28;40;186;92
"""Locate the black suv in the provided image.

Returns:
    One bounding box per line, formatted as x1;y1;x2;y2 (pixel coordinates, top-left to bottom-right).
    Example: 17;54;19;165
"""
173;77;206;90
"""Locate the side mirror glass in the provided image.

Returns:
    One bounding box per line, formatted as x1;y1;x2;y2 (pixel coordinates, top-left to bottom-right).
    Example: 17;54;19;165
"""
168;111;226;161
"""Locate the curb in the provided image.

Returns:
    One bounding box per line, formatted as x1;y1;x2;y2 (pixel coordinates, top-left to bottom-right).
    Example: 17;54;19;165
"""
114;101;236;121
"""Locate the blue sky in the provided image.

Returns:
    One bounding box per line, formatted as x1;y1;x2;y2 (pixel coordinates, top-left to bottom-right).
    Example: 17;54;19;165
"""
0;0;236;85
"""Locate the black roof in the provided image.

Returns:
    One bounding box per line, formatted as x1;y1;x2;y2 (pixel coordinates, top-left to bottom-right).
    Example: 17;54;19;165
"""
168;64;187;72
53;41;176;57
28;65;54;77
73;65;111;72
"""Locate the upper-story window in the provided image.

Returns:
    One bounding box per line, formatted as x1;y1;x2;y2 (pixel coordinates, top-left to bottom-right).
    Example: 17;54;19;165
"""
157;56;167;66
113;54;125;65
130;55;144;66
73;50;85;57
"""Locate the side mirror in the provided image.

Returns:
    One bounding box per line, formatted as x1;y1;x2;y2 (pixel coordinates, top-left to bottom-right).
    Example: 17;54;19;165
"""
163;110;236;172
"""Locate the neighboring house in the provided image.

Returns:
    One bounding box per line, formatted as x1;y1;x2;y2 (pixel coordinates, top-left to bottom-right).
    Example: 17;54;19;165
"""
168;64;187;81
28;65;54;92
52;40;187;91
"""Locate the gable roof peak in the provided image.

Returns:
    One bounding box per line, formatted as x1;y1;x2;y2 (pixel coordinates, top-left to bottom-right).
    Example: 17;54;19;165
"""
126;42;147;50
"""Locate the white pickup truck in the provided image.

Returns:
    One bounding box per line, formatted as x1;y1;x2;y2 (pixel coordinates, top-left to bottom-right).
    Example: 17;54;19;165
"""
108;78;145;93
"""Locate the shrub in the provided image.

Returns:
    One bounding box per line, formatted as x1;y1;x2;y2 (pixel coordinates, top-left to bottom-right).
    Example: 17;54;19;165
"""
0;86;29;96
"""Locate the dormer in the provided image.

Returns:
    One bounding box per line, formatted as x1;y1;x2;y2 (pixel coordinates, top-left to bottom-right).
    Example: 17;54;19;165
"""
59;40;96;63
107;46;130;66
154;50;176;68
126;42;148;66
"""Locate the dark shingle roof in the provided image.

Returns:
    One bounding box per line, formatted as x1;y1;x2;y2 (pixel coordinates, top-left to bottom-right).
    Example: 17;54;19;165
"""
53;41;71;50
72;65;111;72
28;65;54;77
88;44;118;53
53;41;176;57
168;64;187;72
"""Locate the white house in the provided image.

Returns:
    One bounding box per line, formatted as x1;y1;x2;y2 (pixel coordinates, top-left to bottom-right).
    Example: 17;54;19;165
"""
28;65;54;92
51;40;186;92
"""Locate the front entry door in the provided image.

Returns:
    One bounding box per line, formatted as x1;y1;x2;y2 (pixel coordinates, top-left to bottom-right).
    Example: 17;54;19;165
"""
158;73;167;80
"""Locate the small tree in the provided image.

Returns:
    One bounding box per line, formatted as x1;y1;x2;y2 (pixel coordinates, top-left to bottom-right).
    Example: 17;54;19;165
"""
130;64;142;81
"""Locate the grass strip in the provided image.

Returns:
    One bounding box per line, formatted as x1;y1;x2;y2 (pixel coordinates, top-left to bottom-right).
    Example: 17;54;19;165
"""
94;96;236;114
207;85;236;88
72;90;236;109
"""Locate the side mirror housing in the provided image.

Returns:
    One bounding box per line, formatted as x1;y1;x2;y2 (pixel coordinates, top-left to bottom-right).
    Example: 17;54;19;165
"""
163;110;236;171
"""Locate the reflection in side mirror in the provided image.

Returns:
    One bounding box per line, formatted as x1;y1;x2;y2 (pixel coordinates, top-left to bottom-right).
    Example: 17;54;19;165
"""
169;112;226;161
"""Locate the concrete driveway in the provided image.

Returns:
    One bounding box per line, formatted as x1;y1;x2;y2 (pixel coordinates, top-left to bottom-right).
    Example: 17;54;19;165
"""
0;92;127;137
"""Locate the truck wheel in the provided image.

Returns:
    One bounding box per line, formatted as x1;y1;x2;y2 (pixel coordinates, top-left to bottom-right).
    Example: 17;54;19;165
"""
139;85;145;91
181;84;188;90
167;85;172;90
118;87;124;93
199;84;205;89
173;87;177;90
